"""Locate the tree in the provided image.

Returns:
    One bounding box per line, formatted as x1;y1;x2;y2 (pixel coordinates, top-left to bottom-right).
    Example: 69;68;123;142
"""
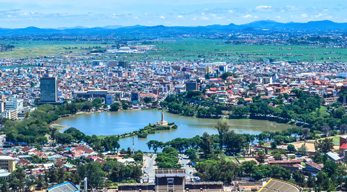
64;127;86;142
271;165;290;180
221;72;237;80
121;100;129;110
316;138;334;153
110;103;120;111
147;140;164;153
322;160;338;177
185;149;197;162
196;159;237;183
271;142;277;149
239;160;257;177
287;144;296;153
292;171;305;186
321;124;331;136
256;150;266;163
216;121;229;150
200;132;215;157
78;162;105;189
143;97;152;103
133;150;144;162
297;144;307;156
0;178;9;192
302;128;310;141
224;131;246;154
36;174;44;189
156;147;181;169
55;132;74;144
102;135;120;153
92;98;103;110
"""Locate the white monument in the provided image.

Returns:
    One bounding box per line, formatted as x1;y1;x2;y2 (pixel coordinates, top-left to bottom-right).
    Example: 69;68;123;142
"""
156;110;168;126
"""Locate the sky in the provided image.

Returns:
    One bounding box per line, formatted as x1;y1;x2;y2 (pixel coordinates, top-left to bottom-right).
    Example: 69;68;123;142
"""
0;0;346;28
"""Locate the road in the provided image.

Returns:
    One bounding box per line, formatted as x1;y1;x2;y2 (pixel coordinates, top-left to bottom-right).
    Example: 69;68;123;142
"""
142;153;157;183
179;154;199;181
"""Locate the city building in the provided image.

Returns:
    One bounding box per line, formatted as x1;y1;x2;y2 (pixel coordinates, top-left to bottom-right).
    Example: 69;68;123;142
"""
0;156;16;173
47;182;80;192
118;61;129;69
73;90;117;100
185;81;198;91
1;110;18;120
108;60;118;67
5;97;23;111
118;169;223;192
131;92;139;103
40;77;58;103
92;60;104;67
0;101;5;113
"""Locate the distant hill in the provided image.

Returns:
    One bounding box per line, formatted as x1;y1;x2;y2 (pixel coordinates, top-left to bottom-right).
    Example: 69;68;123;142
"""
0;20;347;37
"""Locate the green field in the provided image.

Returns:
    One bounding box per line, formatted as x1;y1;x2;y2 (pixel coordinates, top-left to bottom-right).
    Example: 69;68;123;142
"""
0;40;111;59
1;39;347;62
118;39;347;62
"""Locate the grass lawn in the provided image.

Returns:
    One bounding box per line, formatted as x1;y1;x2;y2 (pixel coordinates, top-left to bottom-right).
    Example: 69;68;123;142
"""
225;156;245;162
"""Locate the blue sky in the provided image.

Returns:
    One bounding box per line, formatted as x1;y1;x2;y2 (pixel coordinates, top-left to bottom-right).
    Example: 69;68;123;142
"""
0;0;346;28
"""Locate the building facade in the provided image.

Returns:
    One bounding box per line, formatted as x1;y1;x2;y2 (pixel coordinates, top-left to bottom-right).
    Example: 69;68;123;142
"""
40;77;58;103
0;156;16;173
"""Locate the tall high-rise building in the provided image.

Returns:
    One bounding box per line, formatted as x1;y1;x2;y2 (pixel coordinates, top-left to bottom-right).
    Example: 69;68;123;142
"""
40;77;58;103
185;81;198;91
118;61;129;69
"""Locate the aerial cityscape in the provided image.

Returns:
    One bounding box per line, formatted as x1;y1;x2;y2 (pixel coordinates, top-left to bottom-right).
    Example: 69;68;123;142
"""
0;0;347;192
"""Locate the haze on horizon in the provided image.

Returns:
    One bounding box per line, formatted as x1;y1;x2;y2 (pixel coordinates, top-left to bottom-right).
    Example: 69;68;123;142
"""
0;0;346;28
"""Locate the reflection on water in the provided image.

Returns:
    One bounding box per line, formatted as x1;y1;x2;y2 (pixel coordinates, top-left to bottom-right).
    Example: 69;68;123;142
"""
54;110;292;151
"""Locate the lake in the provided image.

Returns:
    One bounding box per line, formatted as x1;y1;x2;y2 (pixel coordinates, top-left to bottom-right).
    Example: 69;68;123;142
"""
54;110;292;151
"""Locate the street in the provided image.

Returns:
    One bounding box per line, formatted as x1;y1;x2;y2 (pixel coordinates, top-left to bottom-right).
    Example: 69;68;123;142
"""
179;154;199;181
142;153;157;183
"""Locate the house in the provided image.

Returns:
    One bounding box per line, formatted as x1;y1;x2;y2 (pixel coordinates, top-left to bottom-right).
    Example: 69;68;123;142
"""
304;162;322;176
118;158;135;165
327;152;342;162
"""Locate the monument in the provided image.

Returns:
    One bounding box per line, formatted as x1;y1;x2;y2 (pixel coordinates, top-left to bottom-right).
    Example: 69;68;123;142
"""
156;110;168;126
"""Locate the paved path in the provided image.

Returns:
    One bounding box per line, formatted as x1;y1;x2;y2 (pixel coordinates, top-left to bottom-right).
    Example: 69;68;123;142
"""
142;153;157;183
179;154;198;181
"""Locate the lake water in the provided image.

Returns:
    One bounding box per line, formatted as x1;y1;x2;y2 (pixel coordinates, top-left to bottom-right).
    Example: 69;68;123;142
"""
54;110;292;151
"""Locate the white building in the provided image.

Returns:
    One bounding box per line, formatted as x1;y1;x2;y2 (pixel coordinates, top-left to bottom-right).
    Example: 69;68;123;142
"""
5;97;23;111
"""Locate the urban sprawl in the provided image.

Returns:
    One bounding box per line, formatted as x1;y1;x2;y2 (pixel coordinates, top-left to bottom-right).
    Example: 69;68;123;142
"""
0;34;346;192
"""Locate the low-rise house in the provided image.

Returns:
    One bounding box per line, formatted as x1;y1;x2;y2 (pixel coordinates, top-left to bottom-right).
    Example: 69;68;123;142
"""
304;162;322;176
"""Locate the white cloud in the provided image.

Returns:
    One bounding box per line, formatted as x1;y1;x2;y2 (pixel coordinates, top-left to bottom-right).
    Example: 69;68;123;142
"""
314;14;322;18
177;15;183;19
243;14;258;19
301;14;308;18
228;10;233;13
256;5;272;10
201;16;209;20
286;5;297;11
159;15;165;19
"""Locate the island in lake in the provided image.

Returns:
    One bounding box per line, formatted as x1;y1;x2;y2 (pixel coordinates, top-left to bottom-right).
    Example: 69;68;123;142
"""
121;110;177;139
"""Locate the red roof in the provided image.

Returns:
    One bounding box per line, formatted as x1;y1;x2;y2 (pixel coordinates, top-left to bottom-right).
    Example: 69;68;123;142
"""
268;160;302;164
306;162;322;170
340;143;347;149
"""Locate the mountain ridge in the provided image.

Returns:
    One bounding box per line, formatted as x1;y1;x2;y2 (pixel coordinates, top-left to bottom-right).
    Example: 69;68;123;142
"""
0;20;347;36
